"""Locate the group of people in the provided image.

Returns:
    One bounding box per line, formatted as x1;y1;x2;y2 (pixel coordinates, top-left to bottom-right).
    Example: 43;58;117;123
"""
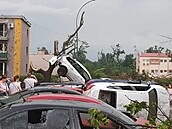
0;73;38;96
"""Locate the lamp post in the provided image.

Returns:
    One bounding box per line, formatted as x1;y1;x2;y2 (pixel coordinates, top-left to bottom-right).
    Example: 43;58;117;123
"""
75;0;95;52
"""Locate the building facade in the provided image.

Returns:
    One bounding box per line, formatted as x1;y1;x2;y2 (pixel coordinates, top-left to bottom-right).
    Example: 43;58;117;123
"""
136;52;172;77
0;15;31;77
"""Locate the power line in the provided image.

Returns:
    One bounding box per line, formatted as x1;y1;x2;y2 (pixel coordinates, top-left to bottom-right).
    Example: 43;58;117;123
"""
31;21;67;38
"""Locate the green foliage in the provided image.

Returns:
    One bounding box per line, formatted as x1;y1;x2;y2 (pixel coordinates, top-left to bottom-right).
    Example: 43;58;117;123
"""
144;45;164;53
157;119;172;129
155;78;172;86
124;101;147;115
50;75;59;82
111;44;125;63
88;108;109;129
37;47;49;54
92;68;108;79
73;41;89;63
34;73;44;82
19;75;26;82
124;99;172;128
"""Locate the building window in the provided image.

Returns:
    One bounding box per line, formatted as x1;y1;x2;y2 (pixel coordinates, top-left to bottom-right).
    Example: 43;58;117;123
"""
26;64;28;73
160;60;163;62
164;60;167;62
0;23;8;37
0;43;7;52
143;63;145;66
26;47;28;55
143;59;145;62
151;70;154;73
150;59;159;64
169;70;172;73
147;63;149;66
142;70;145;73
164;70;167;72
27;29;29;39
155;70;158;73
160;70;163;73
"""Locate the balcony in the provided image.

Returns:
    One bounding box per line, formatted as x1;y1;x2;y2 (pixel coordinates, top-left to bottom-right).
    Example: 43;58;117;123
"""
0;52;8;61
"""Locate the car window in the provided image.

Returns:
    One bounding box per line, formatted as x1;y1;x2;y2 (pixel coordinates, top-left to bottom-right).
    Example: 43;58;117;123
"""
67;57;91;82
77;112;126;129
148;89;158;120
98;90;116;108
0;109;70;129
1;112;27;129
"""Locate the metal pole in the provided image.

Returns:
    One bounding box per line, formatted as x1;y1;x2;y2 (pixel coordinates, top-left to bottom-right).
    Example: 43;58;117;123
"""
75;0;95;52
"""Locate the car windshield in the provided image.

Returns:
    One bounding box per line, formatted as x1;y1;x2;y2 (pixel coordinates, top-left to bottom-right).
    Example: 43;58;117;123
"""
67;57;91;82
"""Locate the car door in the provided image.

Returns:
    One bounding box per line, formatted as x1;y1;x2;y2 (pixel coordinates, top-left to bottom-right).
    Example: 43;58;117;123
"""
73;108;131;129
0;106;75;129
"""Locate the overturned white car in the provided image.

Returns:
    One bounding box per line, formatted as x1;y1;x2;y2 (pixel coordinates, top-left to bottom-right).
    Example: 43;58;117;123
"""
84;80;170;122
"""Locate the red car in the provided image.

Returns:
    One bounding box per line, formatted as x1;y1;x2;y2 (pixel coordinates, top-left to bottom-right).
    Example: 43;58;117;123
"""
0;94;143;129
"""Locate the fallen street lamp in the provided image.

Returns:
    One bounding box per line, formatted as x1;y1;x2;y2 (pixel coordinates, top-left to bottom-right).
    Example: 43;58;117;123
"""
75;0;95;52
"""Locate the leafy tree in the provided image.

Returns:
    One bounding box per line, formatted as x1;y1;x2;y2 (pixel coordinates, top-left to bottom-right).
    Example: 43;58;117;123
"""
111;44;125;63
73;41;89;63
144;45;164;53
122;54;135;68
37;47;49;54
98;50;114;66
92;68;108;79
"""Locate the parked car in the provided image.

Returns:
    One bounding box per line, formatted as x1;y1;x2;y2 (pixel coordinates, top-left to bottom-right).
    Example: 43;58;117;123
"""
84;81;170;122
36;81;85;93
0;87;81;106
0;94;142;129
85;79;160;90
49;55;92;84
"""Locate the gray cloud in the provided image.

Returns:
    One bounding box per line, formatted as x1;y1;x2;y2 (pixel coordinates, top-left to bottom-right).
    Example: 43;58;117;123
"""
0;0;172;61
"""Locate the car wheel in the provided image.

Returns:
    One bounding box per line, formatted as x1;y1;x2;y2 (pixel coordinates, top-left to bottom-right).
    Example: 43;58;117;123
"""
57;66;68;77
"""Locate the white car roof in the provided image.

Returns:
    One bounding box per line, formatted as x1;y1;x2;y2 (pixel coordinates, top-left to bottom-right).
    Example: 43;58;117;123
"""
89;82;165;91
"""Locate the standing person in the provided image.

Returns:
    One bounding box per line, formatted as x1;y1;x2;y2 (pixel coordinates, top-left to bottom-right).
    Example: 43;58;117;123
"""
0;75;9;96
9;75;22;95
24;73;38;89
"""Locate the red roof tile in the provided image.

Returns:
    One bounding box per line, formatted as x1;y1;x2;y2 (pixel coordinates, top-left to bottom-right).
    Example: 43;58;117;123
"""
140;53;168;57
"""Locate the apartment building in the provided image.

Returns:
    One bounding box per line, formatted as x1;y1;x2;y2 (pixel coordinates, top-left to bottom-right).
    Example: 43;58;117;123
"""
136;53;172;77
0;15;31;77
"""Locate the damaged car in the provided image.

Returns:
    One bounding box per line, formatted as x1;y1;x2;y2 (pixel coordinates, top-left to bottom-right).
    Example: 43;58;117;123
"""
0;94;143;129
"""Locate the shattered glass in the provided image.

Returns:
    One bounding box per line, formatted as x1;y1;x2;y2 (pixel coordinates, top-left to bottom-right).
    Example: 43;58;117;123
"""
1;112;27;129
1;109;70;129
28;109;70;129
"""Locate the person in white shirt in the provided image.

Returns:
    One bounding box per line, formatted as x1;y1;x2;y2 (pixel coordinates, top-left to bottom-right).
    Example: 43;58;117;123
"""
9;75;22;95
0;75;9;96
24;73;38;89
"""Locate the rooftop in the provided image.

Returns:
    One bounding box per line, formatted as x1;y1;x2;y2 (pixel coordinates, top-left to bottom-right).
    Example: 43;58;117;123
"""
0;15;31;27
140;53;168;58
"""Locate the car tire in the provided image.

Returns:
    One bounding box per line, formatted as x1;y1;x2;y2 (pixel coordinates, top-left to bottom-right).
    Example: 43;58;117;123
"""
57;66;68;77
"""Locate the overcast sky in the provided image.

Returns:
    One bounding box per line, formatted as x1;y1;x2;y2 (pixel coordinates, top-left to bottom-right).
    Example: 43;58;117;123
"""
0;0;172;61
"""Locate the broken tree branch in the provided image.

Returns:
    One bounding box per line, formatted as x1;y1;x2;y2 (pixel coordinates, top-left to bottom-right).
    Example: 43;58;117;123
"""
29;62;56;82
62;11;85;54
